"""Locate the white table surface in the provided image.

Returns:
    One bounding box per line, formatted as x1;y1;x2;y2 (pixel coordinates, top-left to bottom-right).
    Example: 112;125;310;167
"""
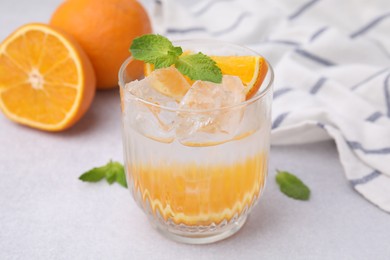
1;1;390;259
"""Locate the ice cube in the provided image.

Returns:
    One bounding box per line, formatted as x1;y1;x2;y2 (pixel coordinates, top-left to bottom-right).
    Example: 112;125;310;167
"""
176;75;246;145
148;67;191;102
123;77;178;143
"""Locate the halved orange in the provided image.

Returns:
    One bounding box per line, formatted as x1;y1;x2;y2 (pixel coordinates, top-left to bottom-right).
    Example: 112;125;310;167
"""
0;23;96;131
144;55;268;99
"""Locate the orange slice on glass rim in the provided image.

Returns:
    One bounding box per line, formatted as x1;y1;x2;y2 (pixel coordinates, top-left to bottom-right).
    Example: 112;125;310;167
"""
144;55;268;99
0;23;95;131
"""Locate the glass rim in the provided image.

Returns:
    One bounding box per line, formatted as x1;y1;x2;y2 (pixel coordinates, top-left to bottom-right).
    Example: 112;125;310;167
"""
118;39;274;113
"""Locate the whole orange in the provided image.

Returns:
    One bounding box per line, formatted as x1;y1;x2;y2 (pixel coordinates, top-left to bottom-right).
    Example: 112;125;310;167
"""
50;0;152;89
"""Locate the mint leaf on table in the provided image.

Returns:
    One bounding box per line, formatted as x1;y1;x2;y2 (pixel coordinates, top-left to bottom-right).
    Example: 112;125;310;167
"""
130;34;182;69
175;53;222;83
105;168;116;184
79;160;127;189
79;167;106;182
275;170;310;200
130;34;222;83
115;168;128;188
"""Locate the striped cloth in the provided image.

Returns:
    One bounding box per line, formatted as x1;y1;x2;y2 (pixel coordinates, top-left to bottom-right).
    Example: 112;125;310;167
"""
140;0;390;212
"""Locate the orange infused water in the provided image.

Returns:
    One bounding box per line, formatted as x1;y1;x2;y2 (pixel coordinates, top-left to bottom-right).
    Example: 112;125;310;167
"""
124;128;269;226
121;69;272;227
119;39;273;243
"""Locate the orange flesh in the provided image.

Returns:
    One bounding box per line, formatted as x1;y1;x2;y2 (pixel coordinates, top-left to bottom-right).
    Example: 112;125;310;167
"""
143;55;268;99
211;56;268;99
0;31;76;123
129;152;267;226
0;24;95;131
148;67;191;102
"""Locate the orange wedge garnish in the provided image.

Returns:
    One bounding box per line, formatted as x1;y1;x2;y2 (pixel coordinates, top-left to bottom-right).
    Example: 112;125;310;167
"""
210;56;268;99
148;67;191;102
0;23;96;131
144;55;268;99
144;62;154;77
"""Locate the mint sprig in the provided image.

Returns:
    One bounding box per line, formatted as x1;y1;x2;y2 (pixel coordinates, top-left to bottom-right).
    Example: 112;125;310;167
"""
79;160;127;188
130;34;182;69
275;170;310;200
130;34;222;83
175;53;223;83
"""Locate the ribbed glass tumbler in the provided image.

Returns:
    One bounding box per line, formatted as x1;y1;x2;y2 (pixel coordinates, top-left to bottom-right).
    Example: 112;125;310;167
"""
118;40;273;244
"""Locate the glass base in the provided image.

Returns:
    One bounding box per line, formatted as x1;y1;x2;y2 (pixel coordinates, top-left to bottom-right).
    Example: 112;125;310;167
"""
151;215;248;245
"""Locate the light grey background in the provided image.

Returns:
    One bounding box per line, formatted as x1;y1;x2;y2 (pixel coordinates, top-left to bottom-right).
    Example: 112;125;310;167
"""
1;1;389;259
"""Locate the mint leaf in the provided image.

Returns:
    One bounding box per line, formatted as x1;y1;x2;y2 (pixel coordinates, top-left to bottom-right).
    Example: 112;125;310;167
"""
79;161;127;189
154;54;177;69
275;170;310;200
79;167;106;182
129;34;223;83
115;168;128;188
107;161;126;186
130;34;182;69
105;167;116;184
175;53;222;83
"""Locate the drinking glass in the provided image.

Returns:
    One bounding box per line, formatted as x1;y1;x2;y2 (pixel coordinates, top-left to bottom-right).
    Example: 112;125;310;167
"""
118;40;274;244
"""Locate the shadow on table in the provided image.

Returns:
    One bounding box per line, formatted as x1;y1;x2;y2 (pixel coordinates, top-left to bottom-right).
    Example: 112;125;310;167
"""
220;198;282;244
170;195;283;248
60;89;121;137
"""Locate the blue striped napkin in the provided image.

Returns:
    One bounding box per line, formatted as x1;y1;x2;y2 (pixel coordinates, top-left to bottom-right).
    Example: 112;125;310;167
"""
140;0;390;212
